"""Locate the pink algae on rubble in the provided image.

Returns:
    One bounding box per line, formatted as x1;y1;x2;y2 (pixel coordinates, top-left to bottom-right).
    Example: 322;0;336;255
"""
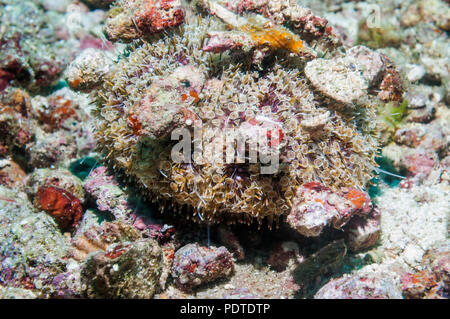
287;182;374;237
171;243;234;291
135;0;186;33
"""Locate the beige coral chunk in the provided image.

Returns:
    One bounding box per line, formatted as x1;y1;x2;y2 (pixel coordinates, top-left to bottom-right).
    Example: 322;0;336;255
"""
305;57;368;107
65;48;111;92
347;45;386;86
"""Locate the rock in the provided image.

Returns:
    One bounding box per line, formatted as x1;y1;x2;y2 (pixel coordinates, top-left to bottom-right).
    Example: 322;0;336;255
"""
406;64;426;83
305;57;368;107
160;242;176;290
26;168;85;203
315;271;403;299
382;142;440;183
405;104;436;123
70;221;141;261
0;186;70;296
286;182;372;237
399;242;449;299
65;48;111;92
216;225;245;260
357;20;402;49
0;92;34;158
131;212;175;243
25;168;86;230
83;166;132;220
294;240;347;297
394;125;424;148
417;0;450;31
171;243;234;291
105;0;186;43
400;4;421;27
407;93;427;109
377;58;405;103
347;45;385;86
423;243;449;294
81;0;115;9
40;0;72;12
401;270;443;299
50;265;82;299
402;152;437;179
0;159;26;189
345;209;381;252
224;288;259;299
0;286;38;299
81;239;162;298
266;241;301;271
27;131;79;169
0;1;71;91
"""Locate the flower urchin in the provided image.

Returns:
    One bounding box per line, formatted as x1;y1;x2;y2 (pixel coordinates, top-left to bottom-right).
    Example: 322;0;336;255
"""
81;11;380;227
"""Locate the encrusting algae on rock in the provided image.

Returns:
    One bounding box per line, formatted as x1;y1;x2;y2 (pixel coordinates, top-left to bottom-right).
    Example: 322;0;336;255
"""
64;0;405;230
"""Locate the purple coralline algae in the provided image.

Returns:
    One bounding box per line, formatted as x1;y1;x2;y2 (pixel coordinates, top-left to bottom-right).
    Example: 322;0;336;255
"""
83;166;133;220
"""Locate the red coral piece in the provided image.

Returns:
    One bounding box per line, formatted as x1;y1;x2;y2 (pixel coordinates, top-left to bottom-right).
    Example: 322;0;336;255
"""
36;186;83;230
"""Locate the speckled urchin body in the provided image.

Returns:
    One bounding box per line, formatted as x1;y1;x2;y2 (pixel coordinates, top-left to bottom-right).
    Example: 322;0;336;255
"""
93;15;379;226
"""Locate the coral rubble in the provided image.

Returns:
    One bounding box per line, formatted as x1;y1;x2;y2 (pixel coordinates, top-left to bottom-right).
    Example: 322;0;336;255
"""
171;243;234;290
